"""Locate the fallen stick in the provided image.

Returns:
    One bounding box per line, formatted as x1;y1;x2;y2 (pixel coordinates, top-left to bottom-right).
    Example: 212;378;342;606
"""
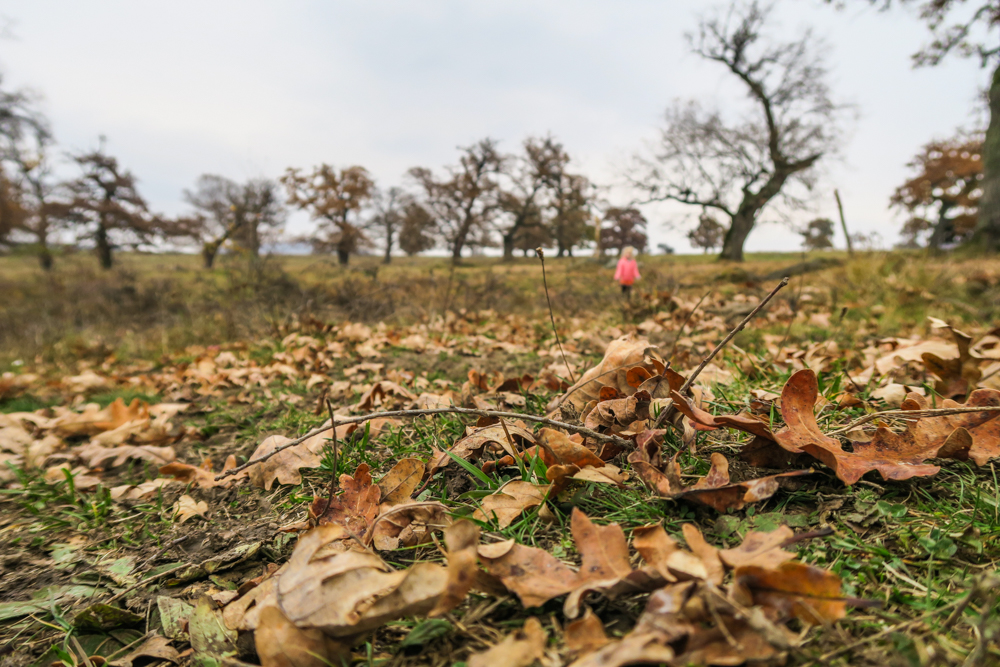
828;405;1000;436
216;406;633;481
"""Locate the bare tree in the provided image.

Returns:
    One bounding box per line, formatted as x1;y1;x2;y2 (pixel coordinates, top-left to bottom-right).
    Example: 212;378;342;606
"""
282;165;375;265
369;186;406;264
409;139;504;263
0;77;60;269
181;175;287;268
498;136;568;261
632;1;846;261
62;145;152;269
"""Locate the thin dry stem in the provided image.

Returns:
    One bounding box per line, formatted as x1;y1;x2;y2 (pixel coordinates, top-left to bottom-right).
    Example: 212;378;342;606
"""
216;406;632;481
828;405;1000;436
536;248;577;385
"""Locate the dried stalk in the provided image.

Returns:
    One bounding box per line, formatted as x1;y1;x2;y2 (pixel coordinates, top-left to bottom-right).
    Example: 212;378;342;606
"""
828;405;1000;436
216;406;632;481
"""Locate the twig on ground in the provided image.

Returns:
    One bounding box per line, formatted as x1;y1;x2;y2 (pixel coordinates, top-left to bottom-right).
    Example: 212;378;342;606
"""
105;563;189;604
652;277;789;429
828;405;1000;436
667;289;711;364
216;406;632;481
536;248;576;385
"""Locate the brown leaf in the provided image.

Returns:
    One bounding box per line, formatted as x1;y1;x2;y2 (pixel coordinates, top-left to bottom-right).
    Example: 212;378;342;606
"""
247;435;323;490
472;481;549;528
921;326;981;399
532;428;604;468
566;632;675;667
583;391;651;430
173;495;208;523
627;438;809;511
773;369;942;485
681;524;724;586
76;443;176;469
429;519;480;617
377;457;425;506
734;561;846;625
468;617;547;667
109;634;180;667
311;464;381;535
431;423;536;472
256;605;349;667
551;334;661;412
718;527;796;570
159;455;237;489
478;540;579;608
898;389;1000;466
565;607;611;656
369;501;451;551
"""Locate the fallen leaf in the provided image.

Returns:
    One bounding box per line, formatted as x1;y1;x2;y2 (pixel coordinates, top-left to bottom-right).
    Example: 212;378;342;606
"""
377;457;426;506
256;605;348;667
733;561;847;625
369;501;451;551
173;495;208;523
310;463;381;535
718;526;796;569
429;519;480;617
531;428;604;468
159;455;237;489
478;540;578;608
565;607;611;656
247;434;323;490
76;443;176;469
922;325;981;399
552;334;661;412
109;634;179;667
472;481;549;528
432;422;536;472
468;617;547;667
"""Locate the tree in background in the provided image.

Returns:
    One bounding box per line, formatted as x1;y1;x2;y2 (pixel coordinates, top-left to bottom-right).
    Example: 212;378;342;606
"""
548;173;593;257
282;165;374;265
409;139;504;263
62;146;152;269
0;168;26;245
891;134;983;249
687;213;725;253
899;216;934;248
182;175;286;268
601;207;648;255
827;1;1000;250
498;136;568;261
800;217;836;250
0;77;61;269
368;186;407;264
512;204;552;256
631;1;846;261
398;201;436;256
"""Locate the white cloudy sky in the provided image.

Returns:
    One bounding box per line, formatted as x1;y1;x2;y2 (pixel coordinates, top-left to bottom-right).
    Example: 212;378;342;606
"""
0;0;988;253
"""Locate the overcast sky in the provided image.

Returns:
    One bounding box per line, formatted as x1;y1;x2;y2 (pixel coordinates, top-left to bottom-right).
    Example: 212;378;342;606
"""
0;0;988;253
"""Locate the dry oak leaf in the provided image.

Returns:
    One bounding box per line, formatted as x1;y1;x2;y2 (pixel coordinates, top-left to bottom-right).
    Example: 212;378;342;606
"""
368;501;451;551
733;561;847;626
276;524;448;637
431;422;536;472
922;325;981;399
897;390;1000;466
530;428;604;469
669;391;776;440
467;617;547;667
110;477;174;501
551;333;661;413
429;519;480;617
627;433;809;512
310;463;381;535
173;495;208;523
223;567;284;631
377;457;426;507
255;605;350;667
583;390;652;431
477;539;579;609
718;526;797;570
76;443;177;469
159;455;238;489
247;434;323;491
472;480;549;528
565;606;612;657
771;369;969;484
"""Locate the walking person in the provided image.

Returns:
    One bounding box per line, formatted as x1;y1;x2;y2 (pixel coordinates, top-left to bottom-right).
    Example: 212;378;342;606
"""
614;246;640;298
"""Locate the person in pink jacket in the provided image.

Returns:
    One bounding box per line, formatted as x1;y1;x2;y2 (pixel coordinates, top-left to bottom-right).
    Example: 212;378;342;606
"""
614;246;640;297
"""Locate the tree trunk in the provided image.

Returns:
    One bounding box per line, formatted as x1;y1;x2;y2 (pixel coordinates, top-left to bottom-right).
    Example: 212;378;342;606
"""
337;247;350;265
38;245;53;270
974;61;1000;251
383;231;392;264
502;233;515;261
719;213;754;262
203;241;220;269
96;223;113;269
929;203;954;250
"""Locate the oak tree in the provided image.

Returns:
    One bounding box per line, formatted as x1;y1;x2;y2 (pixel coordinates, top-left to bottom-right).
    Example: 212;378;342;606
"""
548;173;593;257
800;217;836;250
369;187;406;264
632;1;846;261
600;207;648;255
282;165;375;265
687;213;725;253
398;201;436;256
63;146;153;270
409;139;504;263
891;135;982;249
498;137;568;261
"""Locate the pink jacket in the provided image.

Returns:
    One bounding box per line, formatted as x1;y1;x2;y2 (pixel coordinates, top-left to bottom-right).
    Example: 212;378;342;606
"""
614;256;640;285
